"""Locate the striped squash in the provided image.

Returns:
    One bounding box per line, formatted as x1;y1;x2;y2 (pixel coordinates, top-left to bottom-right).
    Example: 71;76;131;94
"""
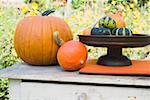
99;16;116;29
112;28;132;36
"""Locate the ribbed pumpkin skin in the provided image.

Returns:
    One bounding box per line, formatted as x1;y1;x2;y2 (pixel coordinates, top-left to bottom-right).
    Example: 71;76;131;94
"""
57;40;87;71
14;16;72;65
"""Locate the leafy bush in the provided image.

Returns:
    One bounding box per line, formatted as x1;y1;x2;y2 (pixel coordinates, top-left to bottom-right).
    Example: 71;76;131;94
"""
71;0;85;9
0;79;9;100
0;5;21;100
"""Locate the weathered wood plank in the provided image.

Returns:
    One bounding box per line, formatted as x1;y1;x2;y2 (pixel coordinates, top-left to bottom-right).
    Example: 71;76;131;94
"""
0;63;150;86
20;82;150;100
9;80;21;100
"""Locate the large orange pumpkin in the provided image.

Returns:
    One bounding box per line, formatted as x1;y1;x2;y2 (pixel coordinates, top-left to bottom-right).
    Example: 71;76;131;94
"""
57;40;88;71
107;12;126;28
14;9;73;65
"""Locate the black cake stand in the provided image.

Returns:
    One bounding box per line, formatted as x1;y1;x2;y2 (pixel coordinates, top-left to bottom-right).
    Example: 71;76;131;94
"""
79;34;150;66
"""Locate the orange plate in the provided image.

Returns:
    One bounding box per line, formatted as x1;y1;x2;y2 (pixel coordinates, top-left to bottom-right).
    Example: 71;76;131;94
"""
79;59;150;75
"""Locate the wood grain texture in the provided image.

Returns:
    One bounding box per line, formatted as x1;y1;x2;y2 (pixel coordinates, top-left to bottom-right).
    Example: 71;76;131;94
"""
20;82;150;100
9;80;21;100
0;63;150;86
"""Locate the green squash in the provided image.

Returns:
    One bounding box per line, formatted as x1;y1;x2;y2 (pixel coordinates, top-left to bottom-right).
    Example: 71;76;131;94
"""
112;28;132;36
99;16;116;29
91;27;111;35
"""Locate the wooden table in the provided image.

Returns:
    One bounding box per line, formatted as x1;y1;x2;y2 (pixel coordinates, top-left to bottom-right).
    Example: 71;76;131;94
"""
0;63;150;100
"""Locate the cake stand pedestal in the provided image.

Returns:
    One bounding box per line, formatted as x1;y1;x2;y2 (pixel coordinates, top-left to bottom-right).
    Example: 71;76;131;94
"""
79;34;150;66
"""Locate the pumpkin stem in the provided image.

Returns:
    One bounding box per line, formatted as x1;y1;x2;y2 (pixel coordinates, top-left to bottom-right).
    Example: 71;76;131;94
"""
53;31;64;46
42;9;55;16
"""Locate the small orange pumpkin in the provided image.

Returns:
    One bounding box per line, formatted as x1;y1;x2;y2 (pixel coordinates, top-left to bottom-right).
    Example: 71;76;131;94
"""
57;40;88;71
83;28;91;35
107;12;126;28
14;9;73;65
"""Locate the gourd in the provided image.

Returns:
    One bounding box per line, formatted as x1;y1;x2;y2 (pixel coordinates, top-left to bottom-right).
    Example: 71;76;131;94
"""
112;28;132;36
57;40;87;71
108;12;126;28
91;28;111;35
14;9;73;65
82;28;91;35
99;16;116;29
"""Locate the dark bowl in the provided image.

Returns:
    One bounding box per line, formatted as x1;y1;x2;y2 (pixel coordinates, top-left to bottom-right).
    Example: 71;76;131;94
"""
78;34;150;48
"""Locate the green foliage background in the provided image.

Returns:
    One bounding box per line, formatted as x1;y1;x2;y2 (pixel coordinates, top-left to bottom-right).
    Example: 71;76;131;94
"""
0;5;21;99
0;0;150;99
